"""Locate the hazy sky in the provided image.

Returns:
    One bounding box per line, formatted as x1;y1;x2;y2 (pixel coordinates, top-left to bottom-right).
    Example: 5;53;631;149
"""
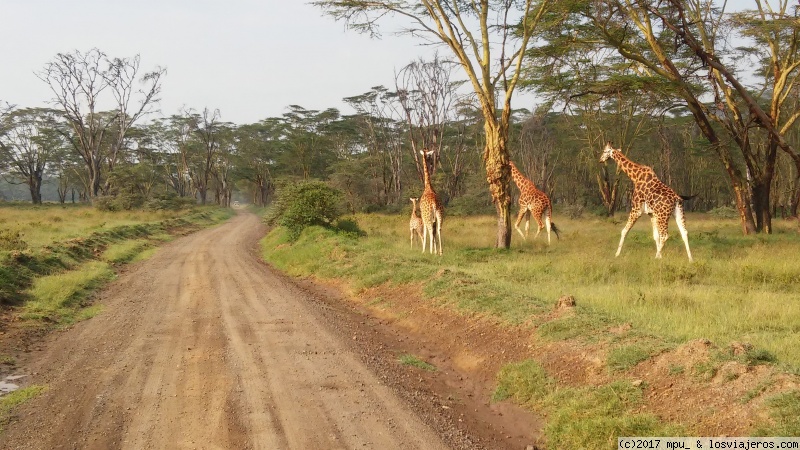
0;0;473;124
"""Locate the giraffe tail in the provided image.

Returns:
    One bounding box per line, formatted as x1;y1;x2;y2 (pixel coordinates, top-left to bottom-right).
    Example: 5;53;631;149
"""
550;222;560;240
679;194;697;201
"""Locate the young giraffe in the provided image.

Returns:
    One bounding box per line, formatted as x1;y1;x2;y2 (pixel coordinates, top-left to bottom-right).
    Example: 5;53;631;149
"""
600;142;693;261
418;149;443;255
509;161;560;244
409;197;424;249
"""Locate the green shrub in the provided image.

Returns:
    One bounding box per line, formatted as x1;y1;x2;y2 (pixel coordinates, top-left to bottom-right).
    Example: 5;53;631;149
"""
708;206;738;219
144;194;197;211
93;194;145;211
266;181;345;240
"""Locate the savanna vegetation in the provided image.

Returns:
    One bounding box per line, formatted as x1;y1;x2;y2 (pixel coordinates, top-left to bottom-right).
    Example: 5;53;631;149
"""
0;204;231;323
3;0;800;446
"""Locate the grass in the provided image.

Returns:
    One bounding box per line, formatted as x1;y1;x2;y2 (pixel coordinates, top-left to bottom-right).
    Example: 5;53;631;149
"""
493;360;683;449
261;212;800;371
102;239;152;264
754;390;800;435
0;385;47;433
607;342;665;372
1;204;233;324
398;353;437;371
20;261;114;324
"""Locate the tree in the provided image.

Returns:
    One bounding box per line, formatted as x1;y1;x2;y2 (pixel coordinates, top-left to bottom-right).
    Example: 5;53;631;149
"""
191;108;223;205
37;48;165;201
0;107;66;204
527;0;800;234
314;0;552;248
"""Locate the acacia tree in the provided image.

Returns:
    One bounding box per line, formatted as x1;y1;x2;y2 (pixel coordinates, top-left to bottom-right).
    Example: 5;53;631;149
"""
314;0;551;248
343;87;405;206
191;108;222;205
37;48;165;201
0;108;65;204
529;0;800;233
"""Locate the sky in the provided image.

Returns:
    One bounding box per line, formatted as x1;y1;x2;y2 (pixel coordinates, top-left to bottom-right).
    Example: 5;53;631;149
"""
1;0;521;125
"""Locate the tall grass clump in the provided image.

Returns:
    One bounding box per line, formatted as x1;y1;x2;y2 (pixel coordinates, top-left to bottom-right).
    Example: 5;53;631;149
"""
21;261;114;324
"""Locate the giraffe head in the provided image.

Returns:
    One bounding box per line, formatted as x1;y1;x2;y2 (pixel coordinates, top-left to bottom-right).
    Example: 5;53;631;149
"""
410;197;418;208
600;141;617;163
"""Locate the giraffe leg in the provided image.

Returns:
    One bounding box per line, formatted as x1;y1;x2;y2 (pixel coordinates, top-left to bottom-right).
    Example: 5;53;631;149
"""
435;212;443;255
525;211;531;239
650;215;660;258
655;215;670;259
421;224;428;254
411;229;414;249
616;209;642;257
533;212;544;240
675;204;693;261
428;224;435;255
514;208;528;240
545;215;552;245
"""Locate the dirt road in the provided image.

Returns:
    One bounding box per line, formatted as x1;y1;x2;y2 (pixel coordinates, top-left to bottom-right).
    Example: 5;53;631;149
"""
0;212;457;449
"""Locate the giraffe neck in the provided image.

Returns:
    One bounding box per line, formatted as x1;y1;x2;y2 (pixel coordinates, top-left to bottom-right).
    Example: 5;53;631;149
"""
422;153;433;191
510;163;531;190
612;150;647;182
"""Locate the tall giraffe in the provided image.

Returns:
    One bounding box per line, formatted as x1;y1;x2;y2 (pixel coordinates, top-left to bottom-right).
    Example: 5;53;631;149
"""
600;142;693;261
418;149;443;255
509;161;560;244
409;197;423;249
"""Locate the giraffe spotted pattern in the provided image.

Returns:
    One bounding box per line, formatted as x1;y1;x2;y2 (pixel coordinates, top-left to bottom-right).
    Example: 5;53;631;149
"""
409;197;424;250
418;149;443;255
509;161;559;244
600;142;693;261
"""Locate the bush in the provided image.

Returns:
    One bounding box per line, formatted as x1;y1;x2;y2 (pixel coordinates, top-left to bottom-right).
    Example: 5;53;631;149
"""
708;206;739;219
144;194;197;211
562;204;585;219
266;181;345;240
93;194;146;211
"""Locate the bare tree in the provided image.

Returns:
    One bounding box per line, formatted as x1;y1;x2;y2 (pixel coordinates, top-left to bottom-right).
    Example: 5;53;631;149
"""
314;0;552;248
37;48;165;200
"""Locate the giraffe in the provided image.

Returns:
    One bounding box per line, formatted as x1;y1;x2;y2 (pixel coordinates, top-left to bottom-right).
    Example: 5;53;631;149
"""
418;149;443;255
600;141;694;261
509;160;560;244
409;197;424;249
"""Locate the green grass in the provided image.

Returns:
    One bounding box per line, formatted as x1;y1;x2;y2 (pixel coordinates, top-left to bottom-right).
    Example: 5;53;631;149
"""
754;390;800;435
493;360;682;449
0;385;47;433
20;261;115;324
398;353;437;371
1;203;233;322
261;213;800;371
607;341;667;372
102;239;152;264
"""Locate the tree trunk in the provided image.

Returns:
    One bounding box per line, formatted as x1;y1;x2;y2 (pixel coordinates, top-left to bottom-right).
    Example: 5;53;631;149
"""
752;180;772;233
732;182;757;234
28;174;43;205
484;123;512;248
